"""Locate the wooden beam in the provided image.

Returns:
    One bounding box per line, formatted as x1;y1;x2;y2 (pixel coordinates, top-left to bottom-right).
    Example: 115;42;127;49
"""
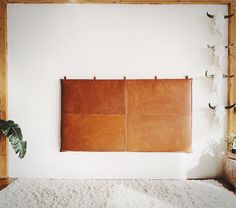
1;0;235;171
228;1;236;136
0;1;8;178
120;0;232;4
5;0;233;4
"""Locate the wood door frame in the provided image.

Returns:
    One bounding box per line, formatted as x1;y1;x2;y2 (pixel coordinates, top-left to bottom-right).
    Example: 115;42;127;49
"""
0;1;8;178
0;0;235;178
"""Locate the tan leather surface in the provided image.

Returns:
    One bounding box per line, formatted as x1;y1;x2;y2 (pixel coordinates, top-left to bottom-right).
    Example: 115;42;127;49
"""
126;79;192;152
61;80;125;114
61;115;126;151
126;115;192;152
126;80;191;115
61;79;192;152
61;79;125;151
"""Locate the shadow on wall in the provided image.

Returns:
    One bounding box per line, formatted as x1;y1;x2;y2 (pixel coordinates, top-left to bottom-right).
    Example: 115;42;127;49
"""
187;139;225;179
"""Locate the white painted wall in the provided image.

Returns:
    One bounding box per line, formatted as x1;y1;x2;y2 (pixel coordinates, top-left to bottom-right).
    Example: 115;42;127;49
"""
7;4;228;179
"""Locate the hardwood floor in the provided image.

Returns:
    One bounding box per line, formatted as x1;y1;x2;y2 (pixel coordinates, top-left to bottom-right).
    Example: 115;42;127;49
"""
0;178;16;191
217;178;236;195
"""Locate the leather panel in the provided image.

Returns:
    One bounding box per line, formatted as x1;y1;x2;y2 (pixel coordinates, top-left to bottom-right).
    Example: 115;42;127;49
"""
126;79;192;115
61;114;126;151
61;79;192;152
61;80;125;114
127;115;192;152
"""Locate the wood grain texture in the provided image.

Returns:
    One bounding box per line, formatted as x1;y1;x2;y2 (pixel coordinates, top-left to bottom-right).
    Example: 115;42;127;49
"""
120;0;232;4
227;1;236;136
0;2;8;178
226;151;236;160
0;178;15;190
5;0;233;4
6;0;121;3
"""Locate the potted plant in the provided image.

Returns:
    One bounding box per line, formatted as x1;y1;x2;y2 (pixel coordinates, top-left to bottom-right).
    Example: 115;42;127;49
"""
0;120;27;159
225;133;236;154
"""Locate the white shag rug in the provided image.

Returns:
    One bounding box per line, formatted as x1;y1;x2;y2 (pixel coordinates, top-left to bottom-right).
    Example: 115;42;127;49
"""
0;179;235;208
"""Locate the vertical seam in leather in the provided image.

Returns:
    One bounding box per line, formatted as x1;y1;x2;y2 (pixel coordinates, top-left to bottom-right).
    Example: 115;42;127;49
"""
124;80;127;151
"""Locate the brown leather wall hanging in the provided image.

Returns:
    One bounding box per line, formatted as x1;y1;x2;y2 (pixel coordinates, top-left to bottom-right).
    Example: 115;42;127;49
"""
61;79;192;152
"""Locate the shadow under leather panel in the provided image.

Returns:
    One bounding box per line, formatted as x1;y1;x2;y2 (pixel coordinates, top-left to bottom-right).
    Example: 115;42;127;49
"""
126;79;192;115
126;115;192;152
61;80;125;115
61;114;126;151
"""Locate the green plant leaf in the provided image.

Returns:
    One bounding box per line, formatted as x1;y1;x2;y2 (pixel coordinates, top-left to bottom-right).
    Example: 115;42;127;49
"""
0;120;27;159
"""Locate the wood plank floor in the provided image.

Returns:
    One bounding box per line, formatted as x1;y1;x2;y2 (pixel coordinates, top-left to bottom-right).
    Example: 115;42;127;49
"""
216;178;236;195
0;178;16;191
